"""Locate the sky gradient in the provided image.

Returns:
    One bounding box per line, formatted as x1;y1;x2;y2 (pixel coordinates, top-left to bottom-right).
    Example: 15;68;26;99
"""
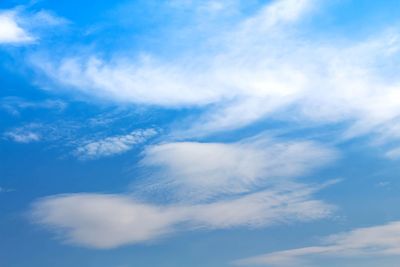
1;0;400;266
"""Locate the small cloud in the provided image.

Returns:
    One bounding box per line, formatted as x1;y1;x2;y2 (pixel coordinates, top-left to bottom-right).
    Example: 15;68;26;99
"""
0;186;14;193
29;10;68;27
385;147;400;160
74;129;157;160
0;97;67;116
4;129;41;143
376;181;390;188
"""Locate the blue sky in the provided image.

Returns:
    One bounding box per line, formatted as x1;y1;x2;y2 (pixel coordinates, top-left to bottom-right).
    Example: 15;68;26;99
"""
1;0;400;266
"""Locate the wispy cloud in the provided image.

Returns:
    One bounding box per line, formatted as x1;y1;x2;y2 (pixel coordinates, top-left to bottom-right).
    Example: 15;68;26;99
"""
234;221;400;266
30;0;314;109
74;129;157;160
31;182;334;249
4;127;41;143
0;186;14;193
29;0;400;146
0;97;67;116
384;147;400;160
140;135;337;200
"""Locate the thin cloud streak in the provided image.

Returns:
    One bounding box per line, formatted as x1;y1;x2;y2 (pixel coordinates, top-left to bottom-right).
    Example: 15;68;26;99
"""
234;221;400;266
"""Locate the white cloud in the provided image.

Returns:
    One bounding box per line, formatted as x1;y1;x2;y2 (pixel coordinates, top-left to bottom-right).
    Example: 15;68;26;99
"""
0;10;33;43
31;182;334;249
234;221;400;266
74;129;157;160
140;135;337;200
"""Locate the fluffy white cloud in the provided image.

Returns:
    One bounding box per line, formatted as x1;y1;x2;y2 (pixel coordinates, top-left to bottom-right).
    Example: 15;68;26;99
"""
234;221;400;266
140;135;337;199
74;129;157;159
0;10;33;43
31;182;333;249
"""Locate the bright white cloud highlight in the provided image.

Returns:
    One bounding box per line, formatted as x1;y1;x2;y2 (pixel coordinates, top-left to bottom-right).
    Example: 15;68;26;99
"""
0;11;33;43
74;129;157;159
234;221;400;266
